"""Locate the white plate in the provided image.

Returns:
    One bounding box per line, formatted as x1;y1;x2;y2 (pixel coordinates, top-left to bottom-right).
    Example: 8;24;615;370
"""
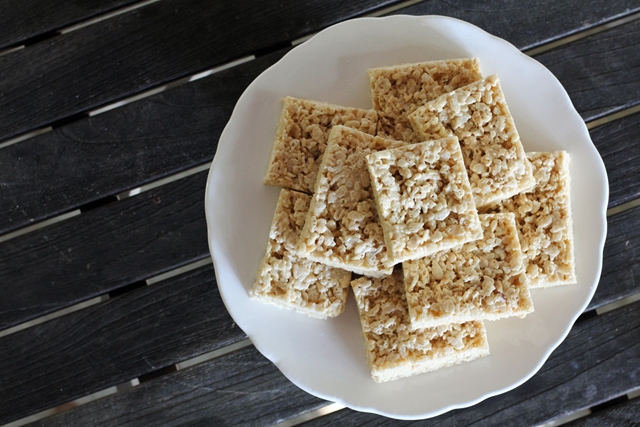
205;15;608;420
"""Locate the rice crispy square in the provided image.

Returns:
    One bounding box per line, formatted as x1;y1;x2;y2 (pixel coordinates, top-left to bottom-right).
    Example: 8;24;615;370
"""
366;137;482;266
368;58;482;142
252;189;351;319
264;96;378;193
403;213;534;329
408;75;535;208
296;125;409;277
352;269;490;383
483;151;576;288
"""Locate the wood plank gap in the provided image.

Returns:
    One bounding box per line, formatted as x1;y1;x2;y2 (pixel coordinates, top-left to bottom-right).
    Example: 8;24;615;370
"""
587;104;640;129
88;85;169;117
107;280;148;298
525;10;640;56
576;309;598;323
145;257;212;285
273;403;346;427
607;197;640;217
596;292;640;315
58;0;162;35
0;210;80;244
78;195;120;213
138;365;178;383
0;380;137;427
590;395;629;413
0;45;24;58
22;30;60;47
0;127;51;150
175;339;253;370
187;55;255;82
0;295;108;338
536;408;591;427
118;162;211;200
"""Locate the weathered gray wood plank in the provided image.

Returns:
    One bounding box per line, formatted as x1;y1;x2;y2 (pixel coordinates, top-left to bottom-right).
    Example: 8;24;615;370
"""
0;49;288;235
394;0;640;51
533;18;640;121
0;0;139;51
33;298;640;427
0;0;397;143
588;204;640;311
590;112;640;208
0;172;209;331
0;265;246;426
32;346;327;427
564;396;640;427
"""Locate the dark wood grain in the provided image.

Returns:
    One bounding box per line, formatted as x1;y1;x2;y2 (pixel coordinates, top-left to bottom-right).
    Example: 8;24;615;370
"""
564;396;640;427
393;0;640;51
590;112;640;208
33;345;326;427
0;49;288;235
299;300;640;427
32;298;640;427
533;18;640;121
0;265;246;426
0;0;139;51
588;205;640;311
0;172;209;331
0;0;396;143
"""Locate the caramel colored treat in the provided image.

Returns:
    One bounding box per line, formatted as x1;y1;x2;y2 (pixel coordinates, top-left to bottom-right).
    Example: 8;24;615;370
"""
352;269;490;383
484;151;576;288
252;189;351;319
408;75;535;208
366;137;482;266
264;96;378;193
403;213;534;329
296;126;410;277
368;58;482;142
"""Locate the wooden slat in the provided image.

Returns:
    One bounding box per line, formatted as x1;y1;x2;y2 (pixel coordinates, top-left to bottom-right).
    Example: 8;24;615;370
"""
563;397;640;427
0;265;246;426
1;6;639;236
0;0;396;143
532;17;640;121
33;298;640;427
394;0;640;51
0;172;209;331
0;0;139;51
588;205;640;311
590;112;640;208
0;49;287;235
33;345;327;427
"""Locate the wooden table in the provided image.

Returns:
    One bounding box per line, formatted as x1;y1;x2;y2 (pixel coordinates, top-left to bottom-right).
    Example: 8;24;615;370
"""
1;1;639;426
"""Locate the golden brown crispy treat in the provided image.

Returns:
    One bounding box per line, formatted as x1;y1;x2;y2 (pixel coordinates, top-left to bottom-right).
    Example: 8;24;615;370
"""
366;137;482;266
296;126;410;277
352;269;490;383
264;96;378;193
368;58;482;142
483;151;576;288
403;213;534;329
252;189;351;319
408;75;535;208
